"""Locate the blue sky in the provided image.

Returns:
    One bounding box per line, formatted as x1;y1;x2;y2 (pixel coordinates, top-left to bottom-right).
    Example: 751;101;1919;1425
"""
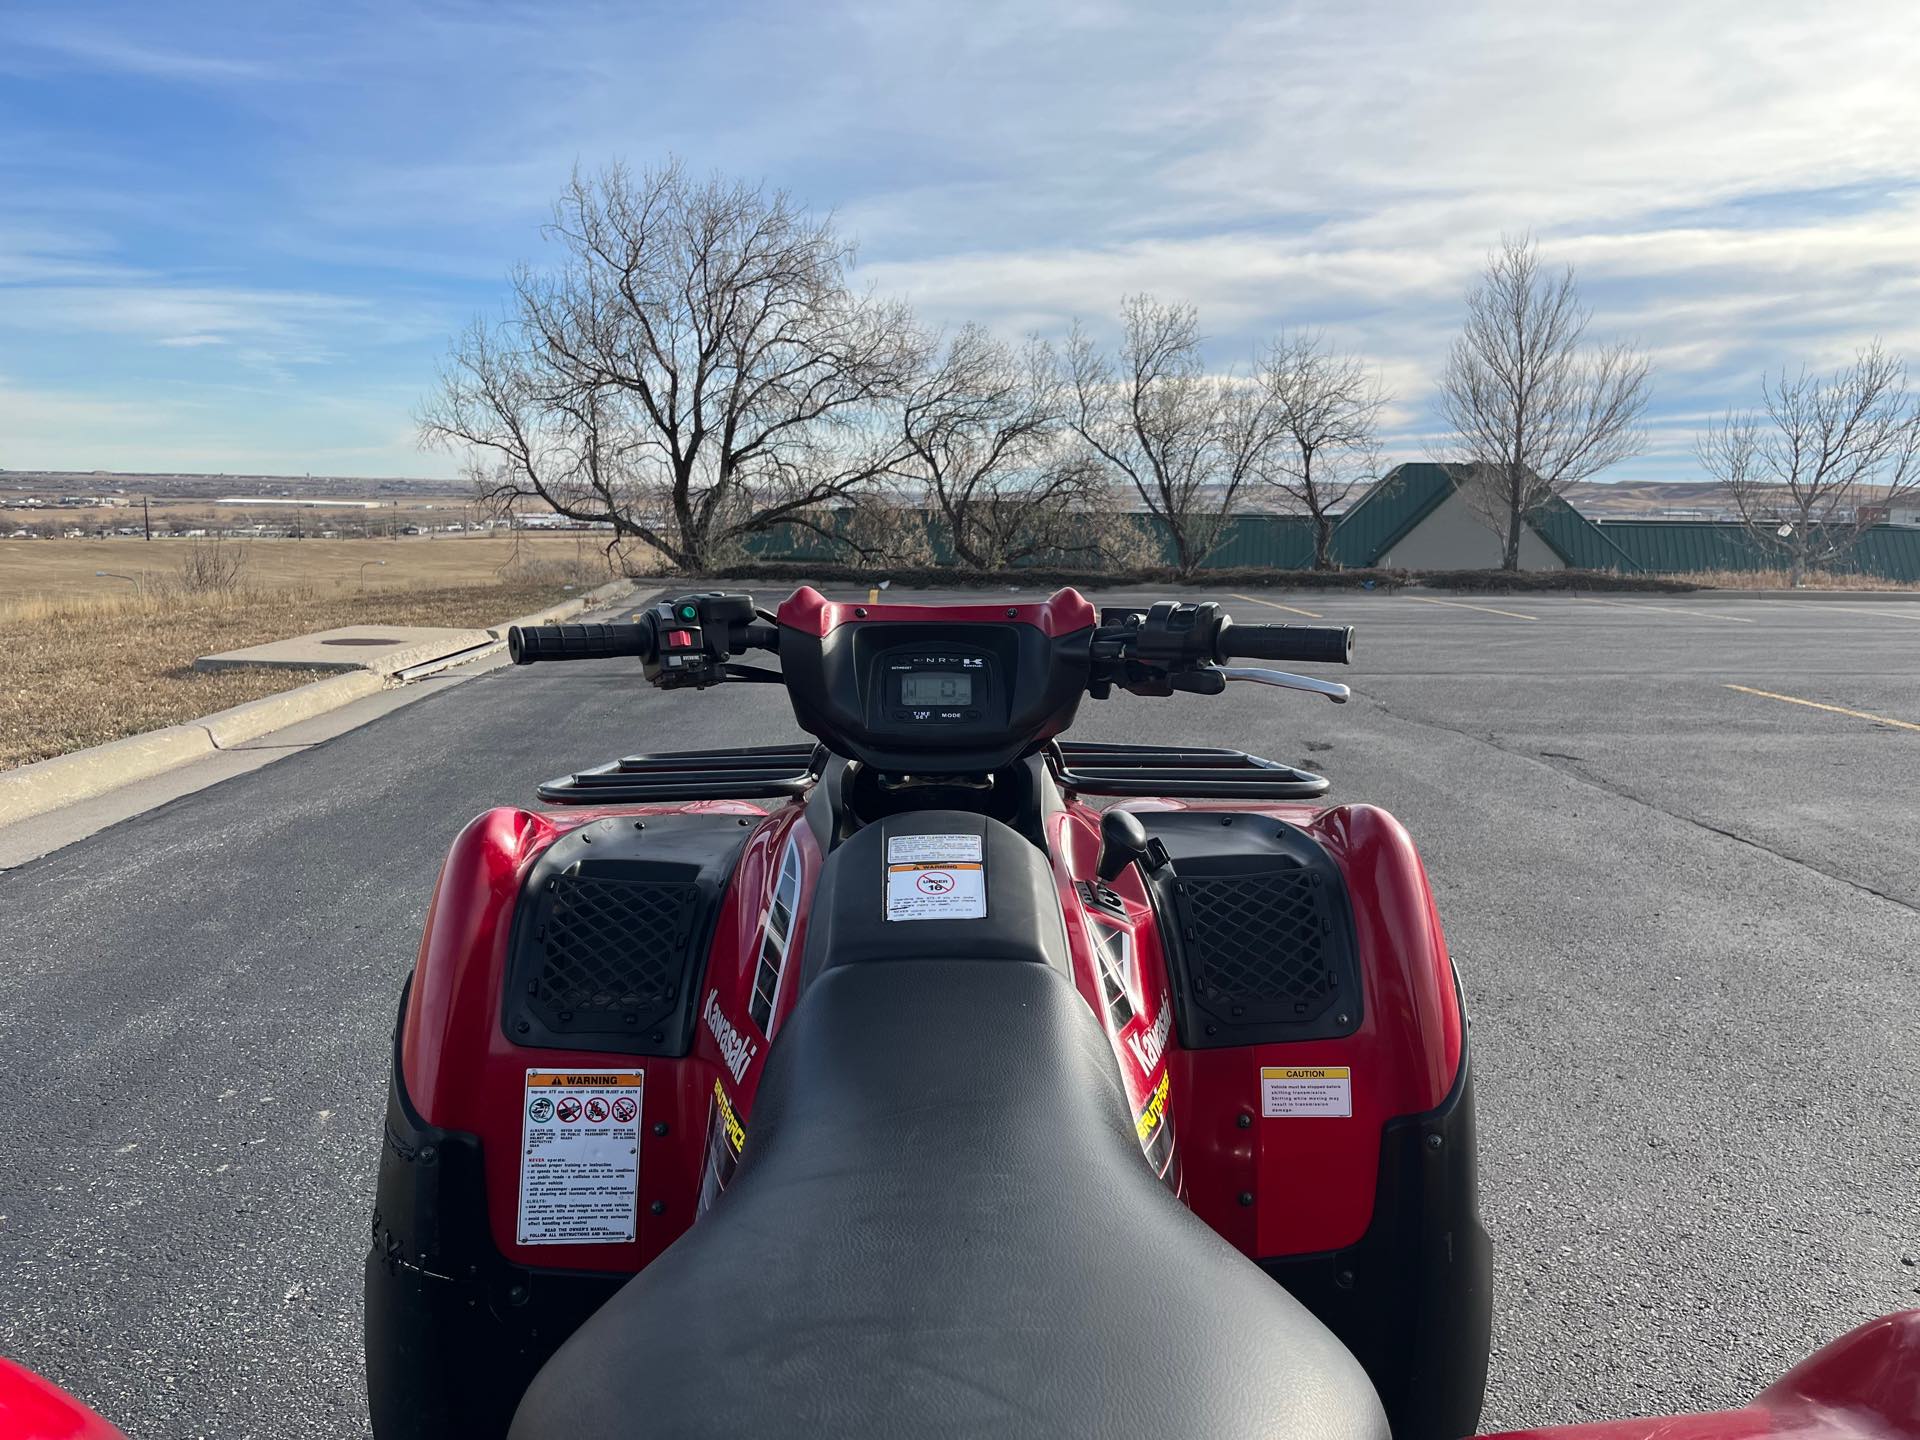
2;0;1918;481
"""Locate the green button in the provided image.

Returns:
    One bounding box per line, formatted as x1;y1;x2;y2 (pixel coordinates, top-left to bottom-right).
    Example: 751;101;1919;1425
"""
680;604;698;619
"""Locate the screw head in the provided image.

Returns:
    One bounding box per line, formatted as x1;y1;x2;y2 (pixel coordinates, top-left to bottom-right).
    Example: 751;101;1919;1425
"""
1236;1113;1252;1129
652;1121;670;1137
649;1200;666;1216
1238;1191;1255;1207
1426;1133;1444;1150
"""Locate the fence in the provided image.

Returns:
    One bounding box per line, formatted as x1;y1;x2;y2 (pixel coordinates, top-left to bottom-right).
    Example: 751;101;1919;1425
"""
735;506;1920;582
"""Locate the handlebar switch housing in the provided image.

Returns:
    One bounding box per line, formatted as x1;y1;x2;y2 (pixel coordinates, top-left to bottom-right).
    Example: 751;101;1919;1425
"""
642;593;758;690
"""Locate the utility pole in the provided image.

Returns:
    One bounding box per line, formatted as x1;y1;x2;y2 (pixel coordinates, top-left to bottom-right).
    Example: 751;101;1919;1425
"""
143;494;151;541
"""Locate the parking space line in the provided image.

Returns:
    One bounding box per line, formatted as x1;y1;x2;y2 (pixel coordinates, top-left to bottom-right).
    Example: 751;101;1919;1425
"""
1404;595;1537;621
1725;684;1920;733
1231;592;1322;619
1577;597;1754;623
1786;603;1920;624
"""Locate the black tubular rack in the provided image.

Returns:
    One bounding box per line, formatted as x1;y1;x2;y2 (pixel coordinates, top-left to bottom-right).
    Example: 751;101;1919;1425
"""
537;743;827;805
1048;741;1330;801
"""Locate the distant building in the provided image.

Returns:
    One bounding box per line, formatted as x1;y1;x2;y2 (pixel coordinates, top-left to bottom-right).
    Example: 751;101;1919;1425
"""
1331;463;1636;572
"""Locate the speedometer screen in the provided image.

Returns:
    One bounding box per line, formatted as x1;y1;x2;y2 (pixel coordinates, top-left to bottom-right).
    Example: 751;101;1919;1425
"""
900;672;973;705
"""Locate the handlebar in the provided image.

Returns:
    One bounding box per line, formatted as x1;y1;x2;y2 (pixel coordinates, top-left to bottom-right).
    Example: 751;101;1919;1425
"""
506;591;1353;706
1213;621;1353;667
508;622;656;665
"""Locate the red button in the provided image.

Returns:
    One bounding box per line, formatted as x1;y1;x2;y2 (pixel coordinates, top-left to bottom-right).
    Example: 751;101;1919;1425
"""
666;629;693;647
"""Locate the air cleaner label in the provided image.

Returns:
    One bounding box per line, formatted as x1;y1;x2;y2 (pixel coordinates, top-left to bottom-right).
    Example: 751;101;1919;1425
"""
1260;1065;1352;1118
885;833;986;921
517;1069;644;1245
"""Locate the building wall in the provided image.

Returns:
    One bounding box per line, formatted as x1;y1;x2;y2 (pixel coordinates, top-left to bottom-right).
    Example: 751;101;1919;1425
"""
1377;486;1566;570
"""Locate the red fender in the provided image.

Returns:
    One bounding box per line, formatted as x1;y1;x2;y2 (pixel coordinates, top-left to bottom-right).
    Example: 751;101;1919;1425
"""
0;1359;123;1440
1481;1310;1920;1440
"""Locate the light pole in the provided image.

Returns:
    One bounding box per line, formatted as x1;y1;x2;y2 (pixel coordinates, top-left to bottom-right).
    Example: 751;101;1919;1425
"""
359;559;387;589
95;570;137;587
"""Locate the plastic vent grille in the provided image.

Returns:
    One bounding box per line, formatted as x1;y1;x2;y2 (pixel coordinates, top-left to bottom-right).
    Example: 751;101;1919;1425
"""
1177;868;1335;1009
532;873;699;1024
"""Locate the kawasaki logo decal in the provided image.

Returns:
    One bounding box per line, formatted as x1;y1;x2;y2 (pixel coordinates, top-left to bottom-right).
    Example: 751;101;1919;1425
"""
1125;993;1172;1075
704;989;758;1083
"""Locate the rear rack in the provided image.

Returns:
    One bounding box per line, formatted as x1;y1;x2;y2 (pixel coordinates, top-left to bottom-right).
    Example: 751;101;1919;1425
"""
538;743;827;805
1049;741;1330;801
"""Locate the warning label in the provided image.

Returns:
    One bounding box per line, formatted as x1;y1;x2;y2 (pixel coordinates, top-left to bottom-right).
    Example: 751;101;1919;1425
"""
518;1069;644;1245
885;833;986;922
1260;1065;1352;1118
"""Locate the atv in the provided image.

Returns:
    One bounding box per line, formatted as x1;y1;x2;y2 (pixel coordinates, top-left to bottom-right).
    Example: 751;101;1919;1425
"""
324;585;1903;1440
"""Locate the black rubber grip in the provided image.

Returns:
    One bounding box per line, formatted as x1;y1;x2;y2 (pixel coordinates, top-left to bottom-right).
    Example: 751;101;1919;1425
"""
1215;621;1353;666
507;622;655;665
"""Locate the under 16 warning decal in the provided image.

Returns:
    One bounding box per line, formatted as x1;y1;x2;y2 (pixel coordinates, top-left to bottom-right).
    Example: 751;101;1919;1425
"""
518;1069;644;1245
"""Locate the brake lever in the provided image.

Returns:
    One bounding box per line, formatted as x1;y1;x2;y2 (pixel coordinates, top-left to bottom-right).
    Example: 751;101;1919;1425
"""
1216;665;1352;704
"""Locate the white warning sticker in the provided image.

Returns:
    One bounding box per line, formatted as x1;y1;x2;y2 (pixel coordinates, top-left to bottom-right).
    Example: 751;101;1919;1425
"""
517;1069;644;1245
884;833;986;922
1260;1065;1353;1118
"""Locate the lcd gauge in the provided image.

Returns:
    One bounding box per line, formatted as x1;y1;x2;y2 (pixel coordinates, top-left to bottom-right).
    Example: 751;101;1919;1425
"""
900;672;973;705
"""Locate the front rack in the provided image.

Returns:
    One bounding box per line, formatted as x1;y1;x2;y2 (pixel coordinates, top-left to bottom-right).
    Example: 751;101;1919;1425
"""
539;739;1329;806
537;743;827;805
1048;741;1330;801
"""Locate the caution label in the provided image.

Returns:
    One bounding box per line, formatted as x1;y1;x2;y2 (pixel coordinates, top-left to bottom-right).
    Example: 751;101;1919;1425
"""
1260;1065;1352;1118
518;1069;644;1245
885;833;986;922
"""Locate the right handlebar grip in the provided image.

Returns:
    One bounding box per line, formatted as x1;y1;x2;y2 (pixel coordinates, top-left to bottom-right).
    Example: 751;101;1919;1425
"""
1216;621;1353;666
507;622;655;665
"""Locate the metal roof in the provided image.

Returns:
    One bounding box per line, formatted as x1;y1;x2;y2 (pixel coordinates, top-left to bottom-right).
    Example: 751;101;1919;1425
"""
1330;463;1638;570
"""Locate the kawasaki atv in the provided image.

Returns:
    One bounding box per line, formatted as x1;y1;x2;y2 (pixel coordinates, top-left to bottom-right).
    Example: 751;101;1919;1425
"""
330;585;1904;1440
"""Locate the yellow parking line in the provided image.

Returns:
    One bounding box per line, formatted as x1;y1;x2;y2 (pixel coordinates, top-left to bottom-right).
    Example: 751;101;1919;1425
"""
1724;684;1920;734
1404;595;1537;621
1578;597;1754;624
1231;592;1322;619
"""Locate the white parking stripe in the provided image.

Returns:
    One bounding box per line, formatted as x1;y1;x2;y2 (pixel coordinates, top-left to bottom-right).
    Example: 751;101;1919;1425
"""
1577;597;1754;623
1404;595;1537;621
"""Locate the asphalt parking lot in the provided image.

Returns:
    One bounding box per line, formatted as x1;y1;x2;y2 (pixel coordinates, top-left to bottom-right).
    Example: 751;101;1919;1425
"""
1;585;1916;1437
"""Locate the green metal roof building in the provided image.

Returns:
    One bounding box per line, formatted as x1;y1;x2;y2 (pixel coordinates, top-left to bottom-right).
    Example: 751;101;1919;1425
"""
1329;463;1641;571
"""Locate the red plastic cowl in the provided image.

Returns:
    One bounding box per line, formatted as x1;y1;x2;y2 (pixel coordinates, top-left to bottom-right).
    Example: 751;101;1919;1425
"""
775;585;1097;637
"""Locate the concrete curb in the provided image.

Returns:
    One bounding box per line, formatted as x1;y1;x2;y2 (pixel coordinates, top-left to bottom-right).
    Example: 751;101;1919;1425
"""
0;578;641;829
1695;589;1920;602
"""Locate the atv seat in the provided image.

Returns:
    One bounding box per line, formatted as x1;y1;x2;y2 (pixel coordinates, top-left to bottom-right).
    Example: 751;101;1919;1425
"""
510;952;1388;1440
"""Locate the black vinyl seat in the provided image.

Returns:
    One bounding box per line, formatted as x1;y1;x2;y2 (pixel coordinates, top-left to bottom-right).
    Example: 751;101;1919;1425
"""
510;956;1388;1440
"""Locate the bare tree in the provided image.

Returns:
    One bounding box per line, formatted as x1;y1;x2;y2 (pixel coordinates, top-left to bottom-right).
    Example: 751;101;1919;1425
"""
1697;344;1920;585
1065;295;1273;577
1438;236;1651;569
899;325;1102;569
420;160;920;571
1259;331;1387;569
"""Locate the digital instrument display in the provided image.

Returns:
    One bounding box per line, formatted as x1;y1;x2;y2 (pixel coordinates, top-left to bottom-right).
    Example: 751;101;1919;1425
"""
900;672;973;706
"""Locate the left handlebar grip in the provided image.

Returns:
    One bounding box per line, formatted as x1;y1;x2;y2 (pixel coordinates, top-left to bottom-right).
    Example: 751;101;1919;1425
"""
507;622;655;665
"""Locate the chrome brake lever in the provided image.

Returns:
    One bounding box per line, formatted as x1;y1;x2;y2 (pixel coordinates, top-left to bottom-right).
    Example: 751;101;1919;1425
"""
1216;665;1351;704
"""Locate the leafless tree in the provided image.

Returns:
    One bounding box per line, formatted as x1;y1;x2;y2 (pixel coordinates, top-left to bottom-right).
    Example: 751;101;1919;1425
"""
420;160;921;571
1259;332;1387;569
1438;236;1651;569
1065;295;1274;577
1697;344;1920;585
899;325;1102;569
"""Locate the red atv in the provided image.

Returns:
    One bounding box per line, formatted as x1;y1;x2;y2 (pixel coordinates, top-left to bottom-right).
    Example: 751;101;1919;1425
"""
0;587;1913;1439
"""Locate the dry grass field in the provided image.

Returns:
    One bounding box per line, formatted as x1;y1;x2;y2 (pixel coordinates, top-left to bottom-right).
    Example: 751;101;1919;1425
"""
0;534;644;604
1;536;647;770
